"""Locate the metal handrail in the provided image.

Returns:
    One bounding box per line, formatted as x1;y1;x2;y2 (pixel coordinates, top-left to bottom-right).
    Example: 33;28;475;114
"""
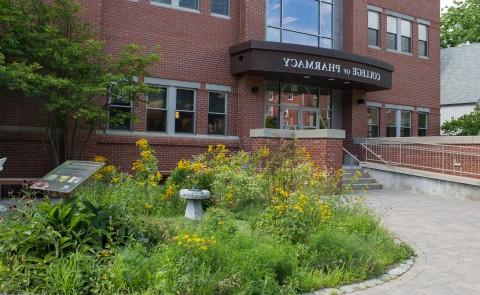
362;138;480;178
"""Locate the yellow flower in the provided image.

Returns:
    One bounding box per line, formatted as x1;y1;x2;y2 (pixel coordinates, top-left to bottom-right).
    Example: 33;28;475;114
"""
93;155;107;163
111;176;120;184
177;160;190;170
104;165;116;174
144;203;153;210
207;145;214;153
136;138;150;150
131;160;143;171
200;246;208;251
93;173;104;181
259;146;270;158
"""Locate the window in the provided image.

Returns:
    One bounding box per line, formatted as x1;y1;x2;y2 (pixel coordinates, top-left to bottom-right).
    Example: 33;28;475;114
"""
265;81;332;130
367;107;380;137
147;87;167;132
175;89;195;133
400;110;411;137
387;16;398;50
400;20;412;53
386;108;412;137
387;16;413;53
418;24;429;57
418;112;428;136
386;109;396;137
211;0;229;16
208;92;227;135
151;0;198;10
266;0;334;49
108;96;132;131
368;11;380;47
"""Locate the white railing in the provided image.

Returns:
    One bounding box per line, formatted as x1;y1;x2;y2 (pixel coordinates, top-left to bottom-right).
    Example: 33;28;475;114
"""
361;138;480;178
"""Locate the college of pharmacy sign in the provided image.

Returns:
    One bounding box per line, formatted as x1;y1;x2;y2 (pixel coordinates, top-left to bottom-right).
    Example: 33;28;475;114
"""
230;40;393;91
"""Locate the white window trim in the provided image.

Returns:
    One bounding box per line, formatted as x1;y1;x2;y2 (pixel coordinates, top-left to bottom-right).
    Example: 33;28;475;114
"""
386;15;413;54
150;0;200;14
208;91;228;136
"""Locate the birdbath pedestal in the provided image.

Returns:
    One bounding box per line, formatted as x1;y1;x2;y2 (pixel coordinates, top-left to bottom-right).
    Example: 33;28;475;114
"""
180;189;211;221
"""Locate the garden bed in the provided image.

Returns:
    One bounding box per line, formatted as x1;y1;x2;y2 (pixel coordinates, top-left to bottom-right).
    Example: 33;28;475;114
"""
0;140;413;294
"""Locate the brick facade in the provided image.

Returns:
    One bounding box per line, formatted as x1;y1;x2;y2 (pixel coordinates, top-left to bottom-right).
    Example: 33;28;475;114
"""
0;0;441;178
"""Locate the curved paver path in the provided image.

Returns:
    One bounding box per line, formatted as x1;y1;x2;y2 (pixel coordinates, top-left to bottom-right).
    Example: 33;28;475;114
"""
353;189;480;295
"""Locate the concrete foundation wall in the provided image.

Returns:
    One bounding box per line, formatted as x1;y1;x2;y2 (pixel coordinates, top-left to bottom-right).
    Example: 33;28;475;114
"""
367;164;480;201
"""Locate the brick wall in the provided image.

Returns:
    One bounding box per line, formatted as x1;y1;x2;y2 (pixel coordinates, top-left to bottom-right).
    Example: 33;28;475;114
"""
251;137;344;171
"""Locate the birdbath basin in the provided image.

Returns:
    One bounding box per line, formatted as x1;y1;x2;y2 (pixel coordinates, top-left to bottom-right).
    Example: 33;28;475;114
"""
180;189;211;220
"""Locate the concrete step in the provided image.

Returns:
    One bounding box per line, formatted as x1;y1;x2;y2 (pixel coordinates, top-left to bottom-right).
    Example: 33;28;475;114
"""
348;183;383;191
342;177;377;185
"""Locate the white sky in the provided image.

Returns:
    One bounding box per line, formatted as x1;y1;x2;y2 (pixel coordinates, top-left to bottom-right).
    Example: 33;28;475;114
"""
441;0;463;9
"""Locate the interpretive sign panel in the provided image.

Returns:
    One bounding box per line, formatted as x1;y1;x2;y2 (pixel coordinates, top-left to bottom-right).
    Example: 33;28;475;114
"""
30;161;104;194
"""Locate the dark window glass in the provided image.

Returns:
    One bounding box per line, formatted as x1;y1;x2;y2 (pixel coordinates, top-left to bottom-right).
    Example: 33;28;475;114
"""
386;109;396;137
368;29;379;47
175;111;194;133
208;92;226;135
401;36;412;53
147;109;167;132
175;89;195;133
387;33;397;50
108;107;131;130
418;112;428;136
211;0;229;15
400;111;411;137
419;41;428;57
179;0;198;9
147;88;167;132
176;89;194;111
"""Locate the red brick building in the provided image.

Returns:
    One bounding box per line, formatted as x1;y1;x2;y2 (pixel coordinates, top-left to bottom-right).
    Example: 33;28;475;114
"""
0;0;440;178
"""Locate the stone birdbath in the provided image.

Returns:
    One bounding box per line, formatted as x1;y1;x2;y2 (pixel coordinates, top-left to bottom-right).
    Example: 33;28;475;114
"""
180;189;211;221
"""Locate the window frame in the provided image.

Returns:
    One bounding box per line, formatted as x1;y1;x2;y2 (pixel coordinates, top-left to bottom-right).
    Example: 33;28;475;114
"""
264;81;332;130
418;112;428;136
385;108;413;137
367;107;380;138
174;87;196;134
387;15;413;54
108;96;133;131
150;0;200;13
211;0;230;18
368;10;381;47
146;86;168;133
266;0;334;49
418;24;429;57
208;91;228;136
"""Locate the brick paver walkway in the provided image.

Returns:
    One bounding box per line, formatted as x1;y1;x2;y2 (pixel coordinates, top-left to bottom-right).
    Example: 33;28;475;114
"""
353;189;480;295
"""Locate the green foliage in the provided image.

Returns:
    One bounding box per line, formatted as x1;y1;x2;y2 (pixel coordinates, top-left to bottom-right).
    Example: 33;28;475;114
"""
0;0;160;164
0;141;413;294
441;103;480;135
441;0;480;48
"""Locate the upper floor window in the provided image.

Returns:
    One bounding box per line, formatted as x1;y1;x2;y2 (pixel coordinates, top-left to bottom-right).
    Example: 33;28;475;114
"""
266;0;333;49
418;24;429;57
387;16;412;53
368;11;380;47
151;0;198;10
211;0;229;16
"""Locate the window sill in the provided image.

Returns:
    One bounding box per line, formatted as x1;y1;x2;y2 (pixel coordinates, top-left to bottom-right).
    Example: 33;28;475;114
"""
386;49;413;56
98;130;239;141
210;13;230;20
418;55;429;60
150;2;200;14
368;45;381;50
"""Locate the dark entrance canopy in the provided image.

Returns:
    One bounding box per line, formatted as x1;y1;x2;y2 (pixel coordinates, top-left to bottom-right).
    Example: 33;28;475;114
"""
230;40;394;91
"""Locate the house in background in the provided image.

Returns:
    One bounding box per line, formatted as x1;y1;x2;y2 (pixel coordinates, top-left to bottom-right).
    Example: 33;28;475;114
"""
441;43;480;127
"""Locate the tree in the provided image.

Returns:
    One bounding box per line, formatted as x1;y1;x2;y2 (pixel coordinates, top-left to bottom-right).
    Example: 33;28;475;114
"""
441;104;480;135
0;0;160;166
441;0;480;48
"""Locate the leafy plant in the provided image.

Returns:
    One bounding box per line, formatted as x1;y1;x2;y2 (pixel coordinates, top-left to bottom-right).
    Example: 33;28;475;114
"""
441;103;480;135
